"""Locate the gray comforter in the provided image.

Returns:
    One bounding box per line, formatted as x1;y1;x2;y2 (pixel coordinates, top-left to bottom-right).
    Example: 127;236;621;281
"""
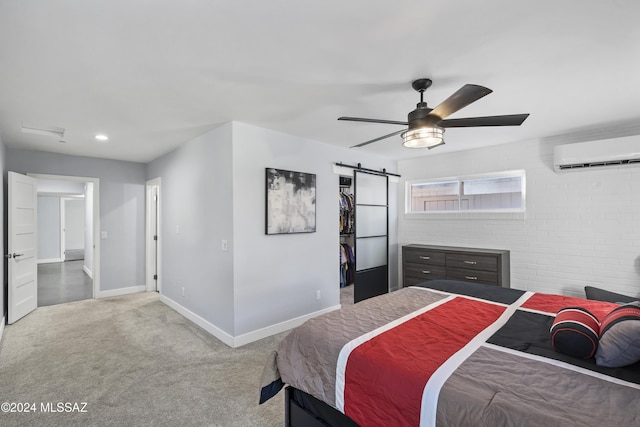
261;284;640;426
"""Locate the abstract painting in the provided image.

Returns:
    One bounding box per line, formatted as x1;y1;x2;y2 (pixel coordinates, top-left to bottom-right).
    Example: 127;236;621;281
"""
266;168;316;234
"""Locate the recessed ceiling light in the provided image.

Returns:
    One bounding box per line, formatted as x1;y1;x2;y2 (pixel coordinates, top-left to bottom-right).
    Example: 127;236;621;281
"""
95;134;109;141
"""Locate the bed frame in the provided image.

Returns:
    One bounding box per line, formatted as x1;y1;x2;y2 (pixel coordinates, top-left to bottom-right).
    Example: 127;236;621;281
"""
270;280;640;426
285;386;359;427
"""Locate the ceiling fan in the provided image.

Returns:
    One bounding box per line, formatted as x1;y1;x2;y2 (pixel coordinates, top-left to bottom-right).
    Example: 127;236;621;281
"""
338;78;529;149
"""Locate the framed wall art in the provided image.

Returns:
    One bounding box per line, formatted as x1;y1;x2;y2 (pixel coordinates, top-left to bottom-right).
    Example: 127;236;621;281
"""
265;168;316;235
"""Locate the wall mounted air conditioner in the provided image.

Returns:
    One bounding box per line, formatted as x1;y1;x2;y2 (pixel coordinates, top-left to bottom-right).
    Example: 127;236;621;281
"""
554;135;640;171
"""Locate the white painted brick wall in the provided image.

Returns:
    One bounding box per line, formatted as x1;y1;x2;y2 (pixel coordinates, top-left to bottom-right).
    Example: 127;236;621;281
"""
397;138;640;299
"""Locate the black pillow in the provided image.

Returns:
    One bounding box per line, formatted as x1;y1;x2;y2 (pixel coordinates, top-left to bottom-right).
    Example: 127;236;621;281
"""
550;307;600;359
584;286;636;304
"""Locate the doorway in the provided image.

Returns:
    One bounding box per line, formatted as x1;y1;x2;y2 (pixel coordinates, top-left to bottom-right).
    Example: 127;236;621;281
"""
8;172;101;323
145;178;161;293
31;173;101;306
37;192;91;306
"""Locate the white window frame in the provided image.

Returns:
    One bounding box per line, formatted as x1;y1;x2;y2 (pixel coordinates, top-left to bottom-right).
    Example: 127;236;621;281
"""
405;170;526;219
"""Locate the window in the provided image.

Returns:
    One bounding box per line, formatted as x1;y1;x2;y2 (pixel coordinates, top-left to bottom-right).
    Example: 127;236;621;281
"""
407;171;525;214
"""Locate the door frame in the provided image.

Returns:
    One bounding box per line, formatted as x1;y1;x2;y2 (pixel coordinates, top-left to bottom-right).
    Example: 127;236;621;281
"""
60;197;66;262
145;177;161;293
29;173;100;298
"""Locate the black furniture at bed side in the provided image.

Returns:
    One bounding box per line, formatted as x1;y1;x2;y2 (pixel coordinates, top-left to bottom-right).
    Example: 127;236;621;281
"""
402;244;510;288
286;386;360;427
584;285;637;303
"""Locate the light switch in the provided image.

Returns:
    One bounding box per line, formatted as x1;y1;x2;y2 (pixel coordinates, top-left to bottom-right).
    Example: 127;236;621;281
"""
101;231;108;239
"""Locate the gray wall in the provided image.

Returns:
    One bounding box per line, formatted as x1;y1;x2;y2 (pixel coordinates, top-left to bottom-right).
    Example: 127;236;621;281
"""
147;121;398;338
64;199;85;251
147;123;235;333
231;122;398;335
36;196;85;260
37;179;85;194
37;196;61;261
7;149;146;291
84;183;94;275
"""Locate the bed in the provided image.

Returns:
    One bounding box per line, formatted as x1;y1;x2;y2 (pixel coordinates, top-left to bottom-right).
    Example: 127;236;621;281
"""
259;280;640;426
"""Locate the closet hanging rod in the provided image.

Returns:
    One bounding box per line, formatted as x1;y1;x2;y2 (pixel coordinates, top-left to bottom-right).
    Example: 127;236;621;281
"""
334;162;401;178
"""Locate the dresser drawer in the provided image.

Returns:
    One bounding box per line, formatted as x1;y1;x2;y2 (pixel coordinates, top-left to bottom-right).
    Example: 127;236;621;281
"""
404;263;447;282
403;248;445;266
446;267;499;286
446;253;498;272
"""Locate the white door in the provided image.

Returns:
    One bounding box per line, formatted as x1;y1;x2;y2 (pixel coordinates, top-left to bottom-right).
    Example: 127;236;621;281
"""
8;172;38;323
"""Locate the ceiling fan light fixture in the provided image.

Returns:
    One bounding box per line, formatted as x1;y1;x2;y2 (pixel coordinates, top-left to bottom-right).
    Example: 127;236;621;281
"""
401;126;445;149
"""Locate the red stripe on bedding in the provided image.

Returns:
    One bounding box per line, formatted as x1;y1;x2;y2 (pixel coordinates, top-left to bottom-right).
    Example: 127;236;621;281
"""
522;293;617;321
343;297;505;427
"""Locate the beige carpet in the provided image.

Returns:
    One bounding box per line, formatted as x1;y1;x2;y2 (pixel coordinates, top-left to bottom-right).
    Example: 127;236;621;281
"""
340;284;354;306
0;292;286;426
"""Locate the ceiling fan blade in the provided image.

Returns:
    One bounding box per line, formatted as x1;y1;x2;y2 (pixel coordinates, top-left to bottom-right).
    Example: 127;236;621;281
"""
350;129;405;148
439;113;530;128
338;116;408;126
429;84;493;120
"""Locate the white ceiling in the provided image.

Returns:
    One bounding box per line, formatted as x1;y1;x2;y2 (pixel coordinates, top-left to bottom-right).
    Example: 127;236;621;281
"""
1;1;639;163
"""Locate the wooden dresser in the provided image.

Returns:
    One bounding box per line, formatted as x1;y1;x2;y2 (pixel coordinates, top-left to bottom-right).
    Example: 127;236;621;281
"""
402;244;510;288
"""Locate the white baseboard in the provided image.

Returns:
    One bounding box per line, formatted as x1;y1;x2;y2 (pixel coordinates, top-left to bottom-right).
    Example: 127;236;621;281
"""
0;316;5;344
38;258;63;264
97;285;146;299
160;295;235;347
233;304;341;347
83;265;93;279
160;294;341;348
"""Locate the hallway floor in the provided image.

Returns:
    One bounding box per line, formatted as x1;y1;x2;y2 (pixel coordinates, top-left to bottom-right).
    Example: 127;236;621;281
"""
37;260;92;307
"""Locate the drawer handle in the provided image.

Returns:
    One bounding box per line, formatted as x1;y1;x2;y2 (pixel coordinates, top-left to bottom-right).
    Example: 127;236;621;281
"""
419;256;430;260
464;260;477;265
421;270;431;274
465;276;478;280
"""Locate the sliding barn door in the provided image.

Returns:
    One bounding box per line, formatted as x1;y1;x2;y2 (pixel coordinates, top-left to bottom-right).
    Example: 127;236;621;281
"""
354;171;388;303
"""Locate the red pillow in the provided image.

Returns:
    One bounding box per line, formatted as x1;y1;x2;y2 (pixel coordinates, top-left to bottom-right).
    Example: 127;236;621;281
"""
550;307;600;358
595;302;640;367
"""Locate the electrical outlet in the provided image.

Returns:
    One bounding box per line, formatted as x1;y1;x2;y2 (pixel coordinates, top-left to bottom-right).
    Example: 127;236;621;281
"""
182;287;185;297
316;290;321;300
221;240;228;251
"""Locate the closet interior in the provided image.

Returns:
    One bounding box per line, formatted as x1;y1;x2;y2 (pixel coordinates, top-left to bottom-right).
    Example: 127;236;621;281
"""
339;176;355;290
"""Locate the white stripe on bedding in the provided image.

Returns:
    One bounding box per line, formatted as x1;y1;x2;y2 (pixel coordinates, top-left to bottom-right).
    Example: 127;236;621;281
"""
334;294;456;412
419;291;534;427
482;342;640;390
518;306;557;316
